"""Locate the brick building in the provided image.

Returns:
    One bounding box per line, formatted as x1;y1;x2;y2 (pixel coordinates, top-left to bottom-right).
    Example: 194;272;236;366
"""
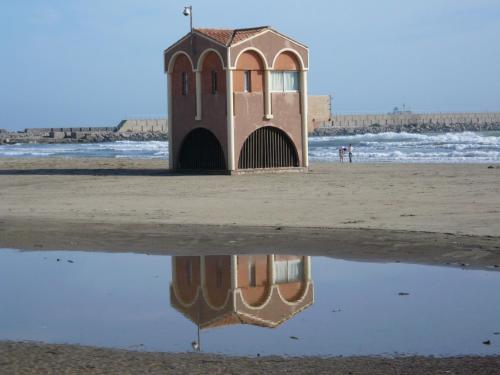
164;26;309;173
170;255;314;329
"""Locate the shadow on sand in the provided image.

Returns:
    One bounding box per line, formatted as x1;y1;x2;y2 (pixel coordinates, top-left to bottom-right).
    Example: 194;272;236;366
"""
0;169;227;176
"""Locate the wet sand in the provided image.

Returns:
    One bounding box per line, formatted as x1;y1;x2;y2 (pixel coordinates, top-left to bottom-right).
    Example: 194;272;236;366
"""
1;341;499;375
2;218;500;270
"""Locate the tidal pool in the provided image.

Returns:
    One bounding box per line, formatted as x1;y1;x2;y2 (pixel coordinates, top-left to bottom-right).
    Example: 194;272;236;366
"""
0;249;498;356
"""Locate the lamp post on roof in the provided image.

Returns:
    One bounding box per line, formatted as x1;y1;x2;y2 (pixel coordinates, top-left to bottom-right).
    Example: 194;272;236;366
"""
183;6;193;33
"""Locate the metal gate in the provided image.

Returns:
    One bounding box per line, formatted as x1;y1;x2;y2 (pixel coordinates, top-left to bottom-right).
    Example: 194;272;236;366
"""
178;128;226;170
238;126;299;169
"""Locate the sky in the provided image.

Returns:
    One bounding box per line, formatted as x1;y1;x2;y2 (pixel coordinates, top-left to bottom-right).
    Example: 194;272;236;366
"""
1;0;499;130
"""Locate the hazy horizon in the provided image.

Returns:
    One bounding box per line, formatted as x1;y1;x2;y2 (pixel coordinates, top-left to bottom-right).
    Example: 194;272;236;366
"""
1;0;499;130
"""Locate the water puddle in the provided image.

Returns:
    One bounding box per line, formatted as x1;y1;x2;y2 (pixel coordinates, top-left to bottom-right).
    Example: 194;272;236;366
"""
0;249;499;356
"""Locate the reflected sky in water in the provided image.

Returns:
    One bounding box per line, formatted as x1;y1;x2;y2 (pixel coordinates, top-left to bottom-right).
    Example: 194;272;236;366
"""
0;249;499;356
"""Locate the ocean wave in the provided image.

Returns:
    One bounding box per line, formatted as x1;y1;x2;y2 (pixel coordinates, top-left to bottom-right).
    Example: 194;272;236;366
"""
0;151;60;157
310;131;500;146
0;141;169;159
309;150;500;163
1;132;499;163
307;131;500;163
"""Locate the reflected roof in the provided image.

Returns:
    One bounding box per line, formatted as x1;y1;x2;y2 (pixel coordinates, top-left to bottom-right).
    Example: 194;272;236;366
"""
171;284;314;329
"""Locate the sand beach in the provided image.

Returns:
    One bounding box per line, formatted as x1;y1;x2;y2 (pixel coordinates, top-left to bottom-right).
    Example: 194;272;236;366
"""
1;158;500;373
1;341;500;375
1;158;499;266
3;0;500;371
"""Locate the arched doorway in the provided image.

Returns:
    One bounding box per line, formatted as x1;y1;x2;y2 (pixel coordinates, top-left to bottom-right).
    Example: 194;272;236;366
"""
238;127;299;169
178;128;226;170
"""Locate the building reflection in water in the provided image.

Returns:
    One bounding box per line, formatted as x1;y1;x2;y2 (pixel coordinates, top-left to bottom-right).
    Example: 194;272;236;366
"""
170;255;314;339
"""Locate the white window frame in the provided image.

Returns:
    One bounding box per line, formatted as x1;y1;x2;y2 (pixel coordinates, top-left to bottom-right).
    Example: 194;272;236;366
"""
270;71;300;93
274;259;303;284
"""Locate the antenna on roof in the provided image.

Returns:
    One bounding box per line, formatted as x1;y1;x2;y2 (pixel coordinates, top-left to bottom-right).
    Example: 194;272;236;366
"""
183;5;193;33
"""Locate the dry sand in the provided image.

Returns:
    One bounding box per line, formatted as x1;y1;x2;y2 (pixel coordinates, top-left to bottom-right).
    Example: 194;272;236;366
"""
1;158;499;236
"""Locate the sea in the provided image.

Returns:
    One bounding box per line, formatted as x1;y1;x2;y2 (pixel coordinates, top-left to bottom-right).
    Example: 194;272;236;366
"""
1;131;500;163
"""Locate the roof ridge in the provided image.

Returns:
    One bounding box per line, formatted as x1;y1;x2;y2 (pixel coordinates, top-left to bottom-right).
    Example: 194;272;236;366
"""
194;26;269;31
228;29;237;47
194;27;234;31
234;25;269;31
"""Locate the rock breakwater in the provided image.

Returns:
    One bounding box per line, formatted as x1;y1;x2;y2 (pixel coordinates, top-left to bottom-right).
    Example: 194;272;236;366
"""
1;131;167;145
313;122;500;136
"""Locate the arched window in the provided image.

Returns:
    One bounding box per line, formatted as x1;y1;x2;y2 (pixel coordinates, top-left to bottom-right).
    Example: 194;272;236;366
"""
271;51;301;92
201;51;225;95
171;54;194;97
234;50;265;93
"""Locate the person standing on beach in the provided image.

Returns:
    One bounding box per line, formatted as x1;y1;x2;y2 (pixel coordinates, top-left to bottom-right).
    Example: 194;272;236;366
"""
348;144;353;163
339;146;344;163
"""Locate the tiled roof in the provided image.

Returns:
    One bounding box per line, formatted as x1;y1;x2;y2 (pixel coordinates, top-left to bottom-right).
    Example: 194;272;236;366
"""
200;312;274;329
194;26;269;46
201;313;241;329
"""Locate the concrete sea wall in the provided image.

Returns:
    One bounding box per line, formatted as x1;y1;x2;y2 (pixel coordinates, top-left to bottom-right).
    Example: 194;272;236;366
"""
330;112;500;127
6;119;168;144
24;126;117;136
116;119;167;133
308;96;331;132
313;112;500;135
22;119;168;136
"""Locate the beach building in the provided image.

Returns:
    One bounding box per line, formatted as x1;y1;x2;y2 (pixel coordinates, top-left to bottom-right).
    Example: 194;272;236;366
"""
170;255;314;329
164;26;309;173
